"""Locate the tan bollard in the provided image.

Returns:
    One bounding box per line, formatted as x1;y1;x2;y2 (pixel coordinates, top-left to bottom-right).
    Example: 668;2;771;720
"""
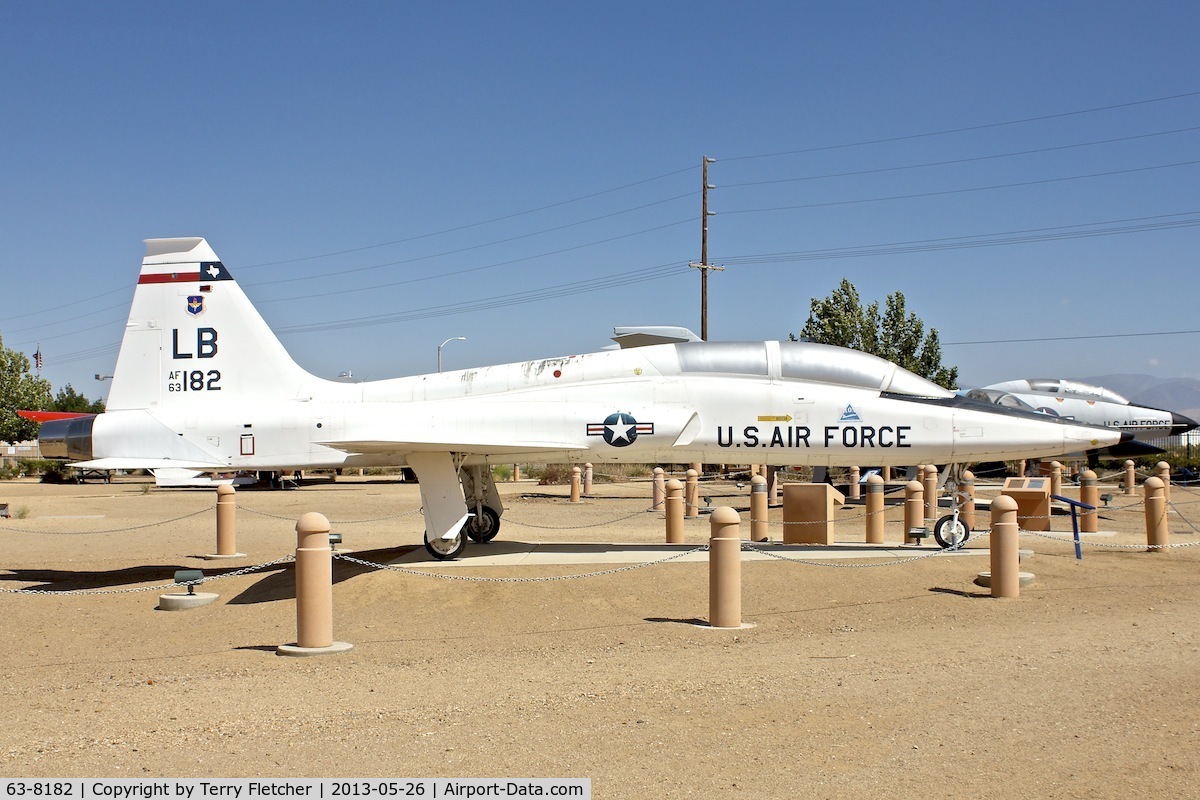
570;466;581;503
665;479;684;543
1143;476;1170;552
1155;461;1171;505
583;462;593;496
765;465;780;504
1050;461;1063;499
210;484;245;559
960;470;976;531
513;464;520;482
849;466;861;500
1125;460;1137;496
750;475;768;542
881;465;892;482
651;467;665;512
708;506;743;629
1079;469;1099;533
278;512;352;656
989;495;1021;598
865;473;885;544
685;468;700;519
904;480;925;545
923;465;938;525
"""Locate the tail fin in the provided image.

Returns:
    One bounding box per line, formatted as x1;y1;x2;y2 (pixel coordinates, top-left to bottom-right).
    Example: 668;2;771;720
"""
107;237;314;410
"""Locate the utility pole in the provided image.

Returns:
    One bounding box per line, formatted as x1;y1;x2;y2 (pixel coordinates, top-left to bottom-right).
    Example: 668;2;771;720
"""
689;155;723;340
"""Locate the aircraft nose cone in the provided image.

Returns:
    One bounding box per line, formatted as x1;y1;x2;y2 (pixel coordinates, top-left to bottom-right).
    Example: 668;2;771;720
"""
1171;411;1200;435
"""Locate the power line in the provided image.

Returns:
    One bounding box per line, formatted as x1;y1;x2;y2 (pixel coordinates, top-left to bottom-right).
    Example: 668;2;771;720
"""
719;126;1200;189
246;203;696;291
241;165;696;269
946;329;1200;346
720;89;1200;163
279;261;694;335
721;160;1200;216
716;211;1200;265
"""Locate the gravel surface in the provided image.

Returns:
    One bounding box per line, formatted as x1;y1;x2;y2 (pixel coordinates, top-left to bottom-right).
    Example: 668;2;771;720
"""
1;472;1197;798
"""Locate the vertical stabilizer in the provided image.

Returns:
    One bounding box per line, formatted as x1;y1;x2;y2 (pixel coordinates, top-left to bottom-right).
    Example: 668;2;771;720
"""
106;237;313;410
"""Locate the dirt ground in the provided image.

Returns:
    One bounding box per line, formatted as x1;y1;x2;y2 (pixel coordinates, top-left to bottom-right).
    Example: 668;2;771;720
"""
0;471;1197;799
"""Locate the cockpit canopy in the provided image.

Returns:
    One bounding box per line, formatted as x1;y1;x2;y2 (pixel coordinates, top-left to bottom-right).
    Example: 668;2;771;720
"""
965;388;1040;411
673;341;953;399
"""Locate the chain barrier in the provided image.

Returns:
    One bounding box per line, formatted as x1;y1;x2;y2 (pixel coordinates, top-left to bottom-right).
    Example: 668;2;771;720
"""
740;529;991;568
239;505;423;524
0;507;210;536
1;554;296;596
332;546;708;583
1017;529;1200;550
1168;500;1200;534
502;506;657;530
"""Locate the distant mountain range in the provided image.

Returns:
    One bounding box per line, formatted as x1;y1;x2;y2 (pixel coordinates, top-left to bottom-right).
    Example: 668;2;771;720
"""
1080;374;1200;419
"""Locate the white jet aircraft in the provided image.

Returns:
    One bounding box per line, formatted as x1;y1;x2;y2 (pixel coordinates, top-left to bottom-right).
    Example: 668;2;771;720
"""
36;238;1127;559
966;378;1197;461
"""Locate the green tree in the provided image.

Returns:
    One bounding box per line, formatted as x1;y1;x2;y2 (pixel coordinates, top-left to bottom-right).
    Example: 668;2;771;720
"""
50;384;105;414
792;280;959;389
0;335;53;443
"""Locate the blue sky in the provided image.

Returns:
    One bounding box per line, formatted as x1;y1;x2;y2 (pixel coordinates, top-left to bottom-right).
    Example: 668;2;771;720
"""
2;1;1198;401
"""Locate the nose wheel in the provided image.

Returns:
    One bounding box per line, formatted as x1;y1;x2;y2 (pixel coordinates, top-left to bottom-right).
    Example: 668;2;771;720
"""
933;514;970;549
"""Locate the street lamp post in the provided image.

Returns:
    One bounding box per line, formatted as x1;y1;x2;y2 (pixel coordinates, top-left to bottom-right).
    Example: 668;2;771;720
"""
438;337;466;373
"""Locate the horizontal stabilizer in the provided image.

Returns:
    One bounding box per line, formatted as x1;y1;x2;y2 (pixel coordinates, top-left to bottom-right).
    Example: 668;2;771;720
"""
18;410;95;423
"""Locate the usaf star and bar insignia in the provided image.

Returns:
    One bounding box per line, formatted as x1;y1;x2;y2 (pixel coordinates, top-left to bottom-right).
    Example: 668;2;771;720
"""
587;412;654;447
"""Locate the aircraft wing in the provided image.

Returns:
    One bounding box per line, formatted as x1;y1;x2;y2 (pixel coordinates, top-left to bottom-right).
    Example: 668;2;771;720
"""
70;457;228;470
321;436;586;456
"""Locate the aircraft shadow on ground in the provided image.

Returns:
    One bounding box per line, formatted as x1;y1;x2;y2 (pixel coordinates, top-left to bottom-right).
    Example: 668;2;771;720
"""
0;546;412;602
2;564;204;592
643;616;709;626
224;546;413;605
928;586;990;599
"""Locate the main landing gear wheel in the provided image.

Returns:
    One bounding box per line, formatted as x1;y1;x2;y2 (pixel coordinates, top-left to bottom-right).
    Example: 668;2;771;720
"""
424;529;467;560
933;514;971;549
464;506;501;543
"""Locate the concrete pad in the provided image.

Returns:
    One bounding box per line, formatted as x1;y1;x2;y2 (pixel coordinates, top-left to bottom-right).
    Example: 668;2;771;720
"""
276;641;354;657
157;591;219;611
691;622;758;631
974;571;1036;588
389;540;991;568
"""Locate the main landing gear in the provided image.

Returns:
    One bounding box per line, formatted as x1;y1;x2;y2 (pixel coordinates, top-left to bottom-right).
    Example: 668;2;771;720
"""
422;506;501;560
422;463;505;560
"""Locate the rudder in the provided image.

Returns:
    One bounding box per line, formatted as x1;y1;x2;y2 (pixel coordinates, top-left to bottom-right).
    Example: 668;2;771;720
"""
106;237;314;410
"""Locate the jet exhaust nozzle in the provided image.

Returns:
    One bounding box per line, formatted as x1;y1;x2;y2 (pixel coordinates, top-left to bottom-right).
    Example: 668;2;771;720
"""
38;416;96;461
